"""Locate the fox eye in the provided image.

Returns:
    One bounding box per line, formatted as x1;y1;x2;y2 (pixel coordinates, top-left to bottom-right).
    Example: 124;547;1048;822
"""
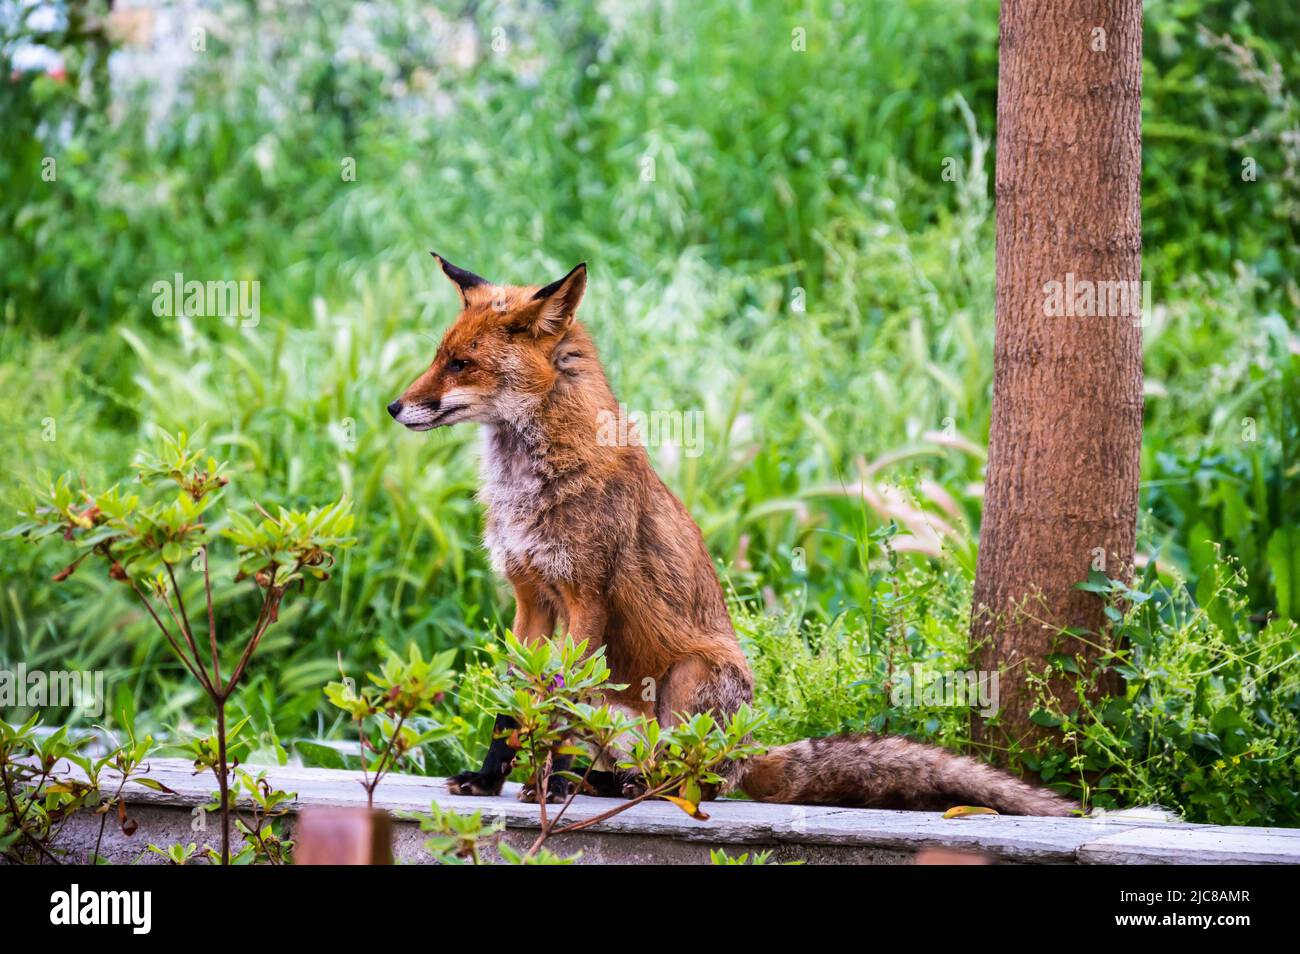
448;358;469;373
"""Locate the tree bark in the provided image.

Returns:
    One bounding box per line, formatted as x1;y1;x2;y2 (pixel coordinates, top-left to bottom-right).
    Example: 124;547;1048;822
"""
971;0;1144;759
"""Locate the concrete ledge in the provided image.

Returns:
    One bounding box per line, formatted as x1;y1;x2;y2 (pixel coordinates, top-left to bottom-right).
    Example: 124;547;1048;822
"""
19;758;1300;865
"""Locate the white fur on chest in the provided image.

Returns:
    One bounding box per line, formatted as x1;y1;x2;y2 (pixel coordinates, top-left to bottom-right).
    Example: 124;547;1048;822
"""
478;428;573;582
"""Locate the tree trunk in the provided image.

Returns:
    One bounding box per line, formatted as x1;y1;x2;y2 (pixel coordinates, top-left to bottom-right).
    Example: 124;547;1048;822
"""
971;0;1144;759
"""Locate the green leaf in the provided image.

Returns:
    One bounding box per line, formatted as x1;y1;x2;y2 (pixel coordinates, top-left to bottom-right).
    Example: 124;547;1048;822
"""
1045;653;1079;674
131;778;178;794
1073;569;1114;594
1266;527;1298;620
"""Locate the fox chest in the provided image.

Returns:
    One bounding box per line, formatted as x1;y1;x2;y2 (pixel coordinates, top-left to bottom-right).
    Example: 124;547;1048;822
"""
478;441;574;583
481;506;575;582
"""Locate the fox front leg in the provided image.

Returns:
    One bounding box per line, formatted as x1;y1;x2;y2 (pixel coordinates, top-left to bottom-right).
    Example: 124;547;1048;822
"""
516;586;608;804
509;573;559;645
557;584;608;653
445;714;569;801
448;713;521;797
449;577;558;798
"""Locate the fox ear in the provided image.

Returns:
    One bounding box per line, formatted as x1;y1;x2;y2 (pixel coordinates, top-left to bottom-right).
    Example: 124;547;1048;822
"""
520;262;587;338
430;252;489;305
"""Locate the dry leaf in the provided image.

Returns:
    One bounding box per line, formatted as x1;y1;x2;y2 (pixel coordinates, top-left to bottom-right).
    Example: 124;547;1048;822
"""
943;805;1000;819
663;795;709;821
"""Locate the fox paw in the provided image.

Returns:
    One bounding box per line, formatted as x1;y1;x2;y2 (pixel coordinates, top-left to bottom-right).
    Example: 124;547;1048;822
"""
448;770;507;797
620;775;648;800
518;776;571;804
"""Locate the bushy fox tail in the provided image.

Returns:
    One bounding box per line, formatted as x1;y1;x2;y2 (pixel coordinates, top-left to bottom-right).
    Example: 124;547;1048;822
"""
736;734;1074;816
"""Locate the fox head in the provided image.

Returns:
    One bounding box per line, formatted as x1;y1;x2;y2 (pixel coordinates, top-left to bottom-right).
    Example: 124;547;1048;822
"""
388;253;588;431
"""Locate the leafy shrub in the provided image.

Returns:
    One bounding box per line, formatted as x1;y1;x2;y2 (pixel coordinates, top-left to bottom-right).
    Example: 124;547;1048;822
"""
1033;563;1300;826
0;716;157;864
737;549;1300;826
326;643;458;805
7;429;353;863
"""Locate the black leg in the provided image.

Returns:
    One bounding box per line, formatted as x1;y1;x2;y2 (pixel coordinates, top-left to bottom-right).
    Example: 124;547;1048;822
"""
447;713;519;796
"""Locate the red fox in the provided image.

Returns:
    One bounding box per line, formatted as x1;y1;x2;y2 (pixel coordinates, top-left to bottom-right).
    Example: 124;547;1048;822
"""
388;254;1073;816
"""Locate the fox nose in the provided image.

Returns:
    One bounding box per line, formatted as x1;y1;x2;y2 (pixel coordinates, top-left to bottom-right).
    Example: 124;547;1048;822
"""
386;399;403;419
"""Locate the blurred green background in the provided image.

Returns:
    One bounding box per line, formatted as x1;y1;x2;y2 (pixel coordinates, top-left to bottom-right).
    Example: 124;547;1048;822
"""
1;0;1297;823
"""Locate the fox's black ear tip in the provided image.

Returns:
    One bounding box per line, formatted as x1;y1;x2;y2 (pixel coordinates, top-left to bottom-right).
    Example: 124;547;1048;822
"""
431;254;490;292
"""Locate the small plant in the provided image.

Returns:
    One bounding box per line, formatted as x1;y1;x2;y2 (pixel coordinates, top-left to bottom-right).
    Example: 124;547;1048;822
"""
495;842;578;865
213;769;296;865
415;802;505;865
147;841;199;865
0;715;161;864
449;632;765;861
326;644;458;807
170;717;293;863
412;802;580;865
397;633;765;864
710;848;802;865
8;430;354;864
